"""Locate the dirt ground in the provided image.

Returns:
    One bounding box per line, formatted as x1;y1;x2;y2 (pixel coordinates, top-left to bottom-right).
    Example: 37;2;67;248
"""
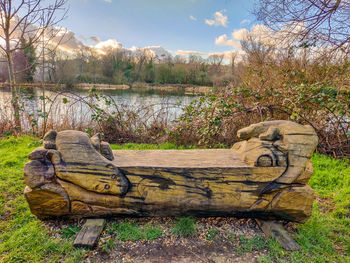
74;217;273;263
91;238;266;263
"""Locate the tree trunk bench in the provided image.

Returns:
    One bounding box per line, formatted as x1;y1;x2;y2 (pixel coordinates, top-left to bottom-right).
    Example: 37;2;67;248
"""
24;120;318;223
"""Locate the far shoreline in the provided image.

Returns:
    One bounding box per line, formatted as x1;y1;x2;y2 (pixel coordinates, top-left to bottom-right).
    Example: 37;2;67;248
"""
75;82;212;95
0;82;212;95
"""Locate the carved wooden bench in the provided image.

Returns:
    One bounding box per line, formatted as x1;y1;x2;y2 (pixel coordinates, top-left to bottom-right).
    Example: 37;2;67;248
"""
24;120;318;223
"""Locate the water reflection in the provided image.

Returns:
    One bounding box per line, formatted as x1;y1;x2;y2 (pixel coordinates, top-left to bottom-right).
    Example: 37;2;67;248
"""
0;87;198;130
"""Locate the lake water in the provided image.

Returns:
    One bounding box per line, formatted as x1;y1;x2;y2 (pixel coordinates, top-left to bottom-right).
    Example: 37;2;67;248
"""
0;87;199;130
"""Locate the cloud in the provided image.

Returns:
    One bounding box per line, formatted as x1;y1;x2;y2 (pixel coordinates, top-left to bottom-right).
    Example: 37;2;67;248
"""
243;24;275;46
189;15;197;21
205;10;228;27
232;28;249;41
233;24;306;47
240;19;251;26
94;39;122;53
0;15;87;55
207;51;236;60
103;0;112;2
214;25;275;49
176;50;206;56
51;29;86;54
129;46;172;58
215;34;240;48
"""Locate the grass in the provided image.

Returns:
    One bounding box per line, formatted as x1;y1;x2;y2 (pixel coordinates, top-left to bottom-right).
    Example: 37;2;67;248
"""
0;137;349;262
0;136;84;263
256;154;350;263
236;235;269;255
206;227;218;241
310;154;350;220
106;221;163;241
172;217;197;237
101;239;116;253
61;225;82;239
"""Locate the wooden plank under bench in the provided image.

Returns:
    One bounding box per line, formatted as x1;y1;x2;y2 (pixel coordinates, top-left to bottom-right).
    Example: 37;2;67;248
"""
256;220;301;251
74;219;105;248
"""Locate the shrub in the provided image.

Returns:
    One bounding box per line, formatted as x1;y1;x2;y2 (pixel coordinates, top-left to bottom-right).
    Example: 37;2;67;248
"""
175;47;350;157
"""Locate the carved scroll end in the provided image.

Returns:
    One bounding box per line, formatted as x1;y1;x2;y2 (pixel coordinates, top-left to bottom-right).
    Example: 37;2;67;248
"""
91;133;114;161
24;146;57;189
43;130;57;150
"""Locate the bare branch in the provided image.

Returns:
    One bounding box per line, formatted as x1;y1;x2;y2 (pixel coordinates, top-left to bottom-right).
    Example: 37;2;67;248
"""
254;0;350;54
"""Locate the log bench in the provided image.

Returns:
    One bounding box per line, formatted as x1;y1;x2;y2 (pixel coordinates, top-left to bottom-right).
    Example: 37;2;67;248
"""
23;120;318;223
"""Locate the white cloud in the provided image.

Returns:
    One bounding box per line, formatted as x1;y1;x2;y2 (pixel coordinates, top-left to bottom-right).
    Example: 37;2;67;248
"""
214;25;275;50
93;39;122;53
129;46;172;58
176;50;206;56
51;29;86;54
240;19;251;26
103;0;112;3
245;24;275;46
208;51;236;60
215;34;240;48
205;10;228;27
189;15;197;21
232;28;249;41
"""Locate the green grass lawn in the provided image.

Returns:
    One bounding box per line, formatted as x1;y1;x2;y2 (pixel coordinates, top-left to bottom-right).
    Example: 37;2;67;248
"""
0;136;349;262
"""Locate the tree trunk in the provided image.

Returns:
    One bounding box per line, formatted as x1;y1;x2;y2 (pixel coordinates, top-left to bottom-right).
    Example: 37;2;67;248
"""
6;49;22;132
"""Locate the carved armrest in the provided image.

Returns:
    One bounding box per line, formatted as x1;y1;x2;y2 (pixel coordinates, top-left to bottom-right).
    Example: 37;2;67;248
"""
232;120;318;193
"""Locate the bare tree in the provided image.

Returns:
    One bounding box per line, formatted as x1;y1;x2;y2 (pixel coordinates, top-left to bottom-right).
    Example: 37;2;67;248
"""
208;54;224;76
230;51;236;74
208;54;224;67
135;49;148;79
254;0;350;54
0;0;67;131
241;35;275;65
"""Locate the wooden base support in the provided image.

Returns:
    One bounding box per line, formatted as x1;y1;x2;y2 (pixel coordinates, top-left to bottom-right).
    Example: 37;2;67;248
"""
74;219;106;248
256;219;301;251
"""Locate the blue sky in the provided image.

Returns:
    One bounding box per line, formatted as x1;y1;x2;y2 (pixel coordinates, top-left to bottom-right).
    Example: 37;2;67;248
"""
63;0;256;54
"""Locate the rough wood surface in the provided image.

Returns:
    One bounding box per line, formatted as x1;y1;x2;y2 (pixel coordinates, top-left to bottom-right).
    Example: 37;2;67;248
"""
74;219;105;248
256;220;301;251
23;120;318;222
113;149;250;168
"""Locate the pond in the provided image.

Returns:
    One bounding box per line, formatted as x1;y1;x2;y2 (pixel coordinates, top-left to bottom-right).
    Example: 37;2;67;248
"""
0;87;200;130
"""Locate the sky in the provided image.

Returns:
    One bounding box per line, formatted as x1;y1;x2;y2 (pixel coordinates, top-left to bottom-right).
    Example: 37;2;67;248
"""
62;0;256;56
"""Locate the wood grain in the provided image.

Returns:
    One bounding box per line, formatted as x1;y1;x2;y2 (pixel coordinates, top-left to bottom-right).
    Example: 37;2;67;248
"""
256;220;301;251
74;219;105;248
113;149;250;168
23;121;318;223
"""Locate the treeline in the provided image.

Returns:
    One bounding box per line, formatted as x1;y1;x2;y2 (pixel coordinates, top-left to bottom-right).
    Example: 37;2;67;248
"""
46;49;234;87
